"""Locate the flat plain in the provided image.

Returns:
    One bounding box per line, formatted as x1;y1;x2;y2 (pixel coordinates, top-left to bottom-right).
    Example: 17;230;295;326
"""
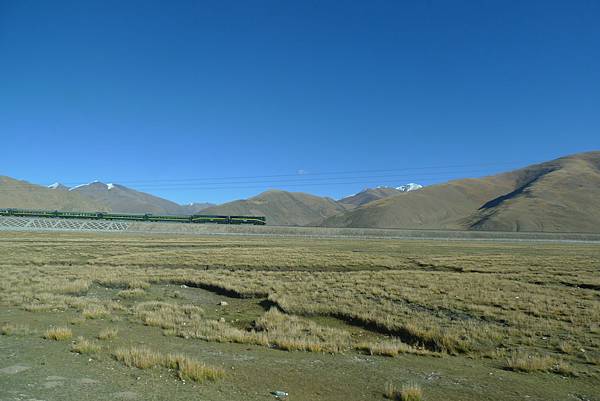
0;231;599;401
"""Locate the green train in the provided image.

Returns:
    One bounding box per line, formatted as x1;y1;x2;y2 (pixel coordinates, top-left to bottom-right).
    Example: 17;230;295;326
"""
0;208;266;225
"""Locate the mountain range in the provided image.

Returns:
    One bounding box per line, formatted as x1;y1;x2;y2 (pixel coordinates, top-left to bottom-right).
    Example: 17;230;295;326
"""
323;151;600;232
1;151;599;232
202;190;347;226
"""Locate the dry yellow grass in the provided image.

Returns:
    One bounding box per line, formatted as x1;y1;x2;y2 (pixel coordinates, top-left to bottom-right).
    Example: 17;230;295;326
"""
254;308;351;353
113;346;223;383
400;383;423;401
384;382;423;401
505;353;557;372
97;327;118;340
558;341;575;354
82;305;110;319
71;336;101;354
165;354;225;382
113;346;163;369
135;301;203;330
0;232;598;372
384;382;401;400
55;279;91;295
357;339;429;357
44;326;73;341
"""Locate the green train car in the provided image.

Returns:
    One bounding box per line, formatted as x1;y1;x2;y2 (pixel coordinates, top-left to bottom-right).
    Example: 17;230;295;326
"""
0;208;266;225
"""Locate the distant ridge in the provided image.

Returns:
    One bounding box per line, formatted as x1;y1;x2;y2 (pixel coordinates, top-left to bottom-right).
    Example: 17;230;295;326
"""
3;151;600;232
339;183;423;208
69;181;188;215
323;151;600;232
0;176;106;211
202;190;347;226
1;178;216;215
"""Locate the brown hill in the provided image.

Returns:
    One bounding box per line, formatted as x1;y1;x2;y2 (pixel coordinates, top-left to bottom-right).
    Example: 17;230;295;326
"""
465;152;600;232
322;151;600;232
0;176;107;211
338;187;404;208
69;182;185;215
201;190;347;226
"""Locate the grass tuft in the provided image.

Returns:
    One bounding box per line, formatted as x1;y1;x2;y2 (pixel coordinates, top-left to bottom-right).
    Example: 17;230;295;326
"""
400;383;423;401
82;305;109;319
113;346;224;383
113;346;163;369
166;354;225;382
97;327;118;340
44;326;72;341
384;382;400;400
505;352;556;372
358;338;430;357
384;382;423;401
71;336;101;354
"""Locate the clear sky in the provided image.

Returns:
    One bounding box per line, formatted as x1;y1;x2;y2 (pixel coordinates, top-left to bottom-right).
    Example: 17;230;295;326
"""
1;0;598;204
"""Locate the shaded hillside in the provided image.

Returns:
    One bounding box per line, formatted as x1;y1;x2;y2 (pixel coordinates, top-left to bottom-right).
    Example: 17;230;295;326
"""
202;190;347;226
0;176;107;211
323;151;600;232
68;182;185;215
465;152;600;232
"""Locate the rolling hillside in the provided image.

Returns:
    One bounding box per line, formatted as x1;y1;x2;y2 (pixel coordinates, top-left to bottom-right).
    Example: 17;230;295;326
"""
68;181;186;215
339;184;423;208
0;176;107;211
202;190;347;226
465;152;600;232
323;151;600;232
0;178;214;215
3;151;599;232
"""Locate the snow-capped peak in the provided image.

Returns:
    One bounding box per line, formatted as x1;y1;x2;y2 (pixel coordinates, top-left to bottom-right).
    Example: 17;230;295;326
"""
68;180;103;191
68;183;88;191
48;182;62;189
396;183;423;192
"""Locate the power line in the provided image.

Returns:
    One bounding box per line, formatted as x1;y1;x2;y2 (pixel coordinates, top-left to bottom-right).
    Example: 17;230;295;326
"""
101;168;502;189
0;168;511;192
50;160;526;186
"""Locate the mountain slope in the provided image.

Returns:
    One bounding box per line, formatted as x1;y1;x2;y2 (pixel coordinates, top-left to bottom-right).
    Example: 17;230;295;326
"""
323;151;600;232
0;176;107;211
69;181;185;215
339;184;423;208
465;152;600;232
180;202;216;214
202;190;347;226
339;187;403;208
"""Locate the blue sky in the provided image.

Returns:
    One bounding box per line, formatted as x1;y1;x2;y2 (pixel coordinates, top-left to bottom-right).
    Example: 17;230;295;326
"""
1;0;598;204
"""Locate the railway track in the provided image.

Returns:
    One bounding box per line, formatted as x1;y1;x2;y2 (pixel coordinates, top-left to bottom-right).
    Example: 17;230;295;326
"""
1;216;600;243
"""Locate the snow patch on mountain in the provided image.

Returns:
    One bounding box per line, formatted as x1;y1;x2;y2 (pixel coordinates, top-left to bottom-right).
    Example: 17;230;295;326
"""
396;183;423;192
48;182;62;189
68;180;104;191
369;183;423;192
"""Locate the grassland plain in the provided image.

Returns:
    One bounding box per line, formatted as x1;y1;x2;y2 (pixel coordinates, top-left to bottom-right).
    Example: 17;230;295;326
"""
0;231;599;401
